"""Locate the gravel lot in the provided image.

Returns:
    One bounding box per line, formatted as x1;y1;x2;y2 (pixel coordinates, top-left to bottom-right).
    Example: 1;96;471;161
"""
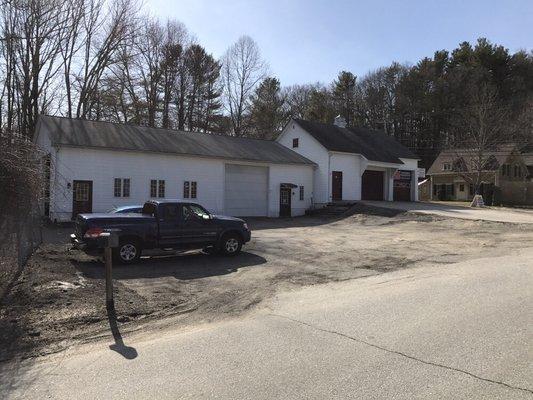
2;204;533;361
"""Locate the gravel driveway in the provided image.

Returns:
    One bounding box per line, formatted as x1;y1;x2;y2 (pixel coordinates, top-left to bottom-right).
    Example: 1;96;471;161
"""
361;200;533;224
2;204;533;360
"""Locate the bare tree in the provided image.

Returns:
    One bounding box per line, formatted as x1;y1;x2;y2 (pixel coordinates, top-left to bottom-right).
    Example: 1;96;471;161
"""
58;0;84;118
1;0;67;137
221;35;267;136
75;0;137;119
451;84;512;198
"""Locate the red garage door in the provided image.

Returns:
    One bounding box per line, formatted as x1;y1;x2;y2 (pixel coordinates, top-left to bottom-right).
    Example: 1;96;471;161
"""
393;170;412;201
362;170;384;200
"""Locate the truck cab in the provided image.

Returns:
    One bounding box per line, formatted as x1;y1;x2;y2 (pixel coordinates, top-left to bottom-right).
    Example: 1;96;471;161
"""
71;200;251;263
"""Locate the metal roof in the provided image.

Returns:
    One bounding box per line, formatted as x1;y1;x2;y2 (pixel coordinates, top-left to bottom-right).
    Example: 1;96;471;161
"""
293;118;419;163
38;115;315;165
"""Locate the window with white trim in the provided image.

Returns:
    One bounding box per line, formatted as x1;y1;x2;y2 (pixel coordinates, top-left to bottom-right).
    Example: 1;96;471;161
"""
114;178;130;197
150;179;165;198
183;181;197;199
299;186;304;201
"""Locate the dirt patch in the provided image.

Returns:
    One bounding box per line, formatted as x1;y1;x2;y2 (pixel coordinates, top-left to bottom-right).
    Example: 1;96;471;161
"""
2;208;533;361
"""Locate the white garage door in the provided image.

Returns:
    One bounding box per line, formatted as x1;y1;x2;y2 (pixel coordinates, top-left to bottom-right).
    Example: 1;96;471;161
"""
225;164;268;216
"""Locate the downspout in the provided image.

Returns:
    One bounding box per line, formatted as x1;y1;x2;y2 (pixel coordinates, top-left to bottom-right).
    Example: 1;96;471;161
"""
327;153;332;204
53;145;60;222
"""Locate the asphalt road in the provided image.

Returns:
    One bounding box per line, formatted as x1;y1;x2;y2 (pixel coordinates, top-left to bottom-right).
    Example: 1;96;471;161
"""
2;249;532;399
361;200;533;224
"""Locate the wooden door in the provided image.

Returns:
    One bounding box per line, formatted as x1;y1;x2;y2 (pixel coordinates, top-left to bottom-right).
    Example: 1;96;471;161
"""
332;171;343;201
361;170;384;200
279;187;291;217
72;180;93;219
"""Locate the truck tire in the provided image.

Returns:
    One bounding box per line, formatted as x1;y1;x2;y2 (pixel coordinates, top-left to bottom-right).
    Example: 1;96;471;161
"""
113;239;142;264
220;233;242;256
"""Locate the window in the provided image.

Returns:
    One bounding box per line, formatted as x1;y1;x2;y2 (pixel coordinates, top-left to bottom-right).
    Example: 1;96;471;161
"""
183;181;197;199
182;204;210;221
299;186;304;201
114;178;131;197
150;179;165;198
292;138;299;148
442;163;451;171
123;179;130;197
459;184;465;192
158;180;165;198
114;178;122;197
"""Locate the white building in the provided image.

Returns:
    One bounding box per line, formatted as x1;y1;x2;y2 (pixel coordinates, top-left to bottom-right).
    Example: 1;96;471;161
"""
276;117;420;205
35;115;420;222
35;116;315;222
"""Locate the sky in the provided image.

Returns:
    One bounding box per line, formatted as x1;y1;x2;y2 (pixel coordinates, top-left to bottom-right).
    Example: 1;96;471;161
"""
145;0;533;86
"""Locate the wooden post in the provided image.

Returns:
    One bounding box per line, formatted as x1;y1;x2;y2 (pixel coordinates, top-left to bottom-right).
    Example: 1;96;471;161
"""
105;246;114;310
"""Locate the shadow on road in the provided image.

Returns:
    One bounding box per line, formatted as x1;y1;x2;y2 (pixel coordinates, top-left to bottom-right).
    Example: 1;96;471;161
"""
107;306;138;360
74;251;267;281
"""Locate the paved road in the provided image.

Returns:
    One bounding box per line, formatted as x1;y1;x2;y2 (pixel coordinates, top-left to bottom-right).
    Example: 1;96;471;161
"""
362;200;533;224
2;249;532;399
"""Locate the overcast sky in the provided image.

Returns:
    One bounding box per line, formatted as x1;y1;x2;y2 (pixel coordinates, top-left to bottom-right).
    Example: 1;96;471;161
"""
144;0;533;86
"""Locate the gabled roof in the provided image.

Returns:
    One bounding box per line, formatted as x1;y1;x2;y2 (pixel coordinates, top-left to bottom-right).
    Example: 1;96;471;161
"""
292;118;419;164
37;115;315;165
427;144;518;175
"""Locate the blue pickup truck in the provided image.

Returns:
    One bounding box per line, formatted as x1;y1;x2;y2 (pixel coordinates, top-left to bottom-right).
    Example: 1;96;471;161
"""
71;200;251;264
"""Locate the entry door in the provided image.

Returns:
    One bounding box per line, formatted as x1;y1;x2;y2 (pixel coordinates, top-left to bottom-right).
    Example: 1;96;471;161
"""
332;171;343;201
72;180;93;219
279;187;291;217
361;170;384;200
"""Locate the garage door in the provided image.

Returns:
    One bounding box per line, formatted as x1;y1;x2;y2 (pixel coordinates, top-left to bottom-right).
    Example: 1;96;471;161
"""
393;170;412;201
361;170;384;200
225;164;268;216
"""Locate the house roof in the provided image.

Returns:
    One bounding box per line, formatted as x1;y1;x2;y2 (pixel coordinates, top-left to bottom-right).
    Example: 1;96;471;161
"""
292;118;419;164
427;144;518;175
37;115;315;165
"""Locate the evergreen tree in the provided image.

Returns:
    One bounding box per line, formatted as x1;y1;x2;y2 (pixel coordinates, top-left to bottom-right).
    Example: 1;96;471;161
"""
332;71;357;126
249;77;285;139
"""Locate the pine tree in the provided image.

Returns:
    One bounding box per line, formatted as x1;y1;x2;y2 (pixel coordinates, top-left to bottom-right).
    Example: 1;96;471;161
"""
249;77;285;139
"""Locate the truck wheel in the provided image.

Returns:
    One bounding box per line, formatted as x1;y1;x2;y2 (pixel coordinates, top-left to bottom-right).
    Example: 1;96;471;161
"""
220;234;242;256
114;239;141;264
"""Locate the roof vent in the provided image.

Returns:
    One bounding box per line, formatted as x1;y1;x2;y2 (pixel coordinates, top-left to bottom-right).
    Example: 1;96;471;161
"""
334;115;346;128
